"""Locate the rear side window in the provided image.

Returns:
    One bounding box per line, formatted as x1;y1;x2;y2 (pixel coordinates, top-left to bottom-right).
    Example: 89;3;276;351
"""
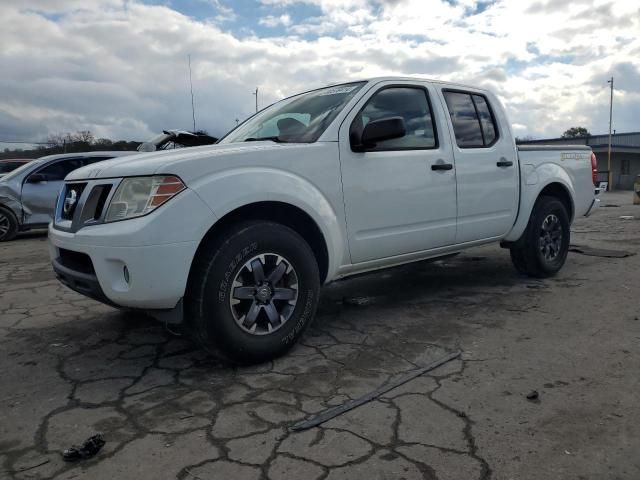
443;91;499;148
472;95;497;145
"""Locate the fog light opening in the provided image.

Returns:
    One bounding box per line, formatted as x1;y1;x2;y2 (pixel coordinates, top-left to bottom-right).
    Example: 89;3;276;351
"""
123;265;130;284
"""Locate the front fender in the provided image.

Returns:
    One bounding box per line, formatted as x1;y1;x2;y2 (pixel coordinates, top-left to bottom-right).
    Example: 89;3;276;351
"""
190;167;347;282
504;162;576;242
0;192;23;225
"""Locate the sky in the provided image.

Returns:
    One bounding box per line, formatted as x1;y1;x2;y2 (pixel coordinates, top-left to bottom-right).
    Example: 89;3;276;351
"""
1;0;639;146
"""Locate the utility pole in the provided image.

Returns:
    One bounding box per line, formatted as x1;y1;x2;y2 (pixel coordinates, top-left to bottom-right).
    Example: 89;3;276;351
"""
253;87;259;113
607;77;614;191
188;54;196;132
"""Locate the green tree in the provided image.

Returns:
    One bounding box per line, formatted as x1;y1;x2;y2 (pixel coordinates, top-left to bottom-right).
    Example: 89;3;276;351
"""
561;127;590;138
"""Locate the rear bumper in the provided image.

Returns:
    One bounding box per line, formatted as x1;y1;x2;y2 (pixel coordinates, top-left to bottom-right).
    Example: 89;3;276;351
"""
584;197;600;217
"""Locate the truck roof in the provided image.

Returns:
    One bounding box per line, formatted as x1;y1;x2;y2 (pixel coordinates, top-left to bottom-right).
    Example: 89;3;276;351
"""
334;76;491;93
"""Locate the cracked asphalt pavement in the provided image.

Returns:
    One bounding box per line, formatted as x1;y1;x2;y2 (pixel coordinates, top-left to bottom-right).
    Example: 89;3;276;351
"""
1;191;639;480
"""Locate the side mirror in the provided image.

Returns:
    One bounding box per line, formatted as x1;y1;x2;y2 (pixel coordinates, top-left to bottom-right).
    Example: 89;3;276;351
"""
27;173;47;184
353;117;406;151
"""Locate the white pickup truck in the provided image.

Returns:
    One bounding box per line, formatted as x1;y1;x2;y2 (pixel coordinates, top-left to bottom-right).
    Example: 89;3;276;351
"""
49;77;599;363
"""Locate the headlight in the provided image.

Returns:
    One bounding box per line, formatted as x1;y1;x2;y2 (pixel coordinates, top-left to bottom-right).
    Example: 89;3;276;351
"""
105;175;185;222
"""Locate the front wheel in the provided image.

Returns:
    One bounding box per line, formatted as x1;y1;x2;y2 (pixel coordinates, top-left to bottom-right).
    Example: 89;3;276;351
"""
0;206;18;242
509;196;570;278
186;221;320;364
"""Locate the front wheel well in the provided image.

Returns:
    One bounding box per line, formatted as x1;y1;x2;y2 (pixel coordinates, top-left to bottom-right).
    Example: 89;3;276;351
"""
191;201;329;283
538;183;574;220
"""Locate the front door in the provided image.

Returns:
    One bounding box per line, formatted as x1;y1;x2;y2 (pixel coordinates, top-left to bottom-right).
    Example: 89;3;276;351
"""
21;157;84;225
339;82;458;264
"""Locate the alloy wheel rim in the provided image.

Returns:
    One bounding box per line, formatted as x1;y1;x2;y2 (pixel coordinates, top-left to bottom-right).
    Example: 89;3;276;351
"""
539;214;562;261
0;213;9;237
229;253;299;335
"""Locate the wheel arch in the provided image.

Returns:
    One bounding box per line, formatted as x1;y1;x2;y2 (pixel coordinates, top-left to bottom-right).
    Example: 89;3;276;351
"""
538;182;574;220
504;178;576;244
189;201;331;284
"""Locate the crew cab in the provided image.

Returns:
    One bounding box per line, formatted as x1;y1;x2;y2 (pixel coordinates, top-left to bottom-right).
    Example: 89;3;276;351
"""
48;77;599;363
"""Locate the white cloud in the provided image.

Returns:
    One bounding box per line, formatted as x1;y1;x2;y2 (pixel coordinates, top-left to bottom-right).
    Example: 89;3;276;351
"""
259;14;292;27
0;0;638;143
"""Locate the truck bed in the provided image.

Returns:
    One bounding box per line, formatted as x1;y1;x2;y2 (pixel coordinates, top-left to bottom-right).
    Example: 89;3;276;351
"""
517;144;595;218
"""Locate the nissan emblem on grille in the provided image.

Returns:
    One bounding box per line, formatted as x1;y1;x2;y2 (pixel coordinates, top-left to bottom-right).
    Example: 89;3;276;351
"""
63;189;78;216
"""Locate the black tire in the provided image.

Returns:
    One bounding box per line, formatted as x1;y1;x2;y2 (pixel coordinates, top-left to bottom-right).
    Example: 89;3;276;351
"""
186;221;320;364
0;206;18;242
509;195;570;278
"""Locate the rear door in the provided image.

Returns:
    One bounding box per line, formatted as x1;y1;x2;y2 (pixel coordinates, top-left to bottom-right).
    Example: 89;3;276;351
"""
21;157;85;225
339;81;457;263
440;89;519;243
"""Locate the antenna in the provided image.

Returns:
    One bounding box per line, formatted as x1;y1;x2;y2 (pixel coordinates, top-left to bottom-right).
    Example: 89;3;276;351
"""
253;87;259;113
188;54;196;132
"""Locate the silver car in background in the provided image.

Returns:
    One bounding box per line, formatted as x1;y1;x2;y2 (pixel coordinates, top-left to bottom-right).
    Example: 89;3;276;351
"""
0;151;135;241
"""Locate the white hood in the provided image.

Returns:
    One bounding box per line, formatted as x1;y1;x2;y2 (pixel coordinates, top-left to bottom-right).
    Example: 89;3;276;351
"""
65;142;295;183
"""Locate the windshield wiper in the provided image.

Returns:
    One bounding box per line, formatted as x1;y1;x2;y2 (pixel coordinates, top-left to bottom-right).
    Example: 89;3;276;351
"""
244;136;289;143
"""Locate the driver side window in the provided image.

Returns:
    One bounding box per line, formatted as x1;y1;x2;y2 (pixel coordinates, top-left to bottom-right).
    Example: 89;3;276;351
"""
350;87;437;151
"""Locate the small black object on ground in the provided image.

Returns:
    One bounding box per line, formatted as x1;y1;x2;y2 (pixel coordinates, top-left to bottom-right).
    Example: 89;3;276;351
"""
62;434;105;462
526;390;539;402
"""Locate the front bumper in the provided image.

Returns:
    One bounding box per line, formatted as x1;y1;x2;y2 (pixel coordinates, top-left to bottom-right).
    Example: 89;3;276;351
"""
52;256;116;307
48;187;216;310
49;236;199;309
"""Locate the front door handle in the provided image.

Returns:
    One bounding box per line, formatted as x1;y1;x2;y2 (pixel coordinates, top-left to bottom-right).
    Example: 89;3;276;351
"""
497;159;513;167
431;163;453;171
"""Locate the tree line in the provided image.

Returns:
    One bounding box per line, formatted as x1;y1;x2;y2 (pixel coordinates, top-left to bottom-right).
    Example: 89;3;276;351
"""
1;131;140;160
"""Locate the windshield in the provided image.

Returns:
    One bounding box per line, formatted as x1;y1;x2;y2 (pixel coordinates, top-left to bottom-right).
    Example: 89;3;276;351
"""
220;82;366;144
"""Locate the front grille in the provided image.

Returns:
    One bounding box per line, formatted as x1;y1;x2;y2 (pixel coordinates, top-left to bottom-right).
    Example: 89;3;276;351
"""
55;179;120;232
79;184;113;223
58;248;95;275
61;183;87;221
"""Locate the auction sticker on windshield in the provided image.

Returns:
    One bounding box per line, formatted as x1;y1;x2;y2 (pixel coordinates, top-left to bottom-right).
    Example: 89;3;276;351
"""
318;85;360;96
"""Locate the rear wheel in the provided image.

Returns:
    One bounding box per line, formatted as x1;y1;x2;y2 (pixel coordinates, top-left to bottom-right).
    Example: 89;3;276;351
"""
186;221;320;364
0;206;18;242
509;196;570;278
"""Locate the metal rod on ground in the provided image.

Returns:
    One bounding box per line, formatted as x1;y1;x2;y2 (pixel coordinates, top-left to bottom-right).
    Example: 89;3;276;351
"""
607;76;614;191
291;350;462;431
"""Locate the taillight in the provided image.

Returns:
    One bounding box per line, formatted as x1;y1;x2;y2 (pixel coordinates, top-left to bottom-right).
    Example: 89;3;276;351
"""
590;152;598;186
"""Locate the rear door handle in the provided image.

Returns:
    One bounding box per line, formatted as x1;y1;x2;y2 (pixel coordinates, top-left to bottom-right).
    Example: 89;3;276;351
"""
431;163;453;171
497;160;513;167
